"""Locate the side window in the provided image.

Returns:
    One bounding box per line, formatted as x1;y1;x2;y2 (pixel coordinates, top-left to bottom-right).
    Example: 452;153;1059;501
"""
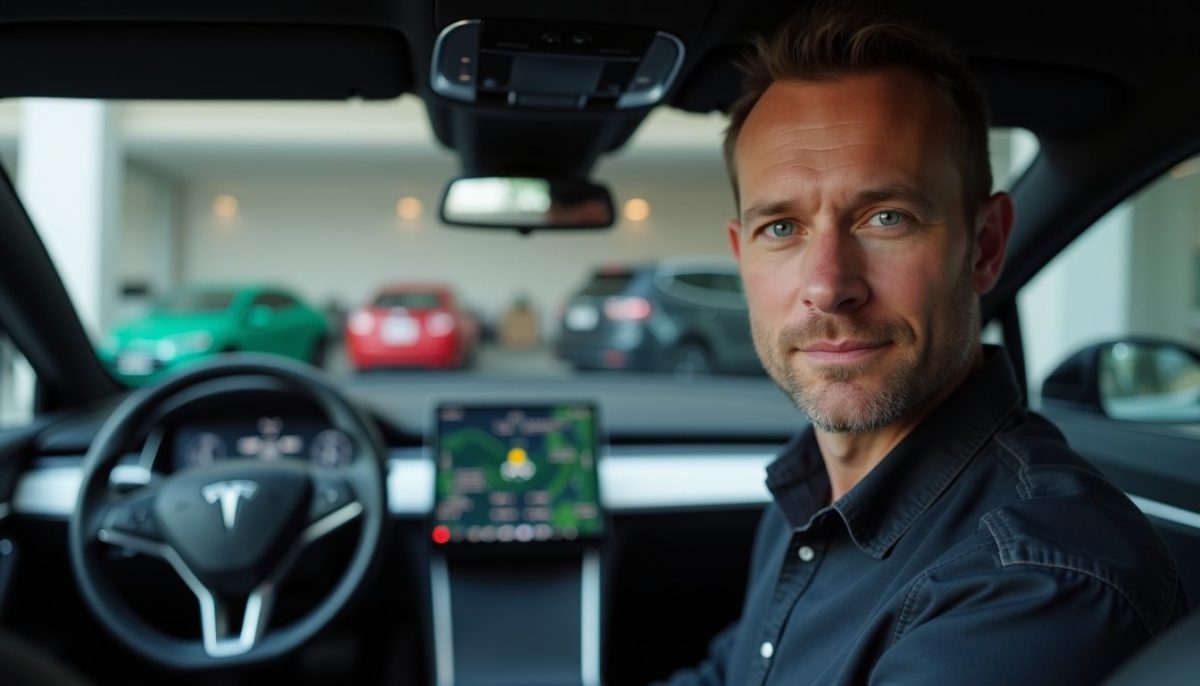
1021;152;1200;419
662;269;746;309
264;293;296;311
671;273;714;290
0;331;35;429
708;273;745;296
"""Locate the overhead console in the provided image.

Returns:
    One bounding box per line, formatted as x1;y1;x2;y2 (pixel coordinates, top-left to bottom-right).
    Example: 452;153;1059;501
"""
432;19;685;110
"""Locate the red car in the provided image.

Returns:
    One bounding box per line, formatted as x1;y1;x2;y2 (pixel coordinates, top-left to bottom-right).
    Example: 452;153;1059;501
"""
345;284;479;370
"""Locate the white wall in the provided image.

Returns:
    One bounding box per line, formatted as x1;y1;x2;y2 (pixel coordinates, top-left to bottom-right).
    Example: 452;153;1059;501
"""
1020;203;1134;399
115;165;180;324
177;151;736;337
1129;170;1200;342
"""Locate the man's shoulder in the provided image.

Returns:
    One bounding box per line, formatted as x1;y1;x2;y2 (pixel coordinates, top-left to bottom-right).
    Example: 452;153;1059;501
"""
968;411;1185;634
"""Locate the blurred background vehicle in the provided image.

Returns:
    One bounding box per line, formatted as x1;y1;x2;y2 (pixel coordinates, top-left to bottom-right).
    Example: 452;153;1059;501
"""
98;283;328;383
556;260;764;377
345;283;479;371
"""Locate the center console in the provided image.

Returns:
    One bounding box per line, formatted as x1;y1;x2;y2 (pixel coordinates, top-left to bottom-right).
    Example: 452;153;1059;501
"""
428;404;605;686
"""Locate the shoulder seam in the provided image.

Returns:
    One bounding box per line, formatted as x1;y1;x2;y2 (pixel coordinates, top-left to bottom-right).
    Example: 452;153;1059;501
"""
984;511;1167;638
994;558;1159;638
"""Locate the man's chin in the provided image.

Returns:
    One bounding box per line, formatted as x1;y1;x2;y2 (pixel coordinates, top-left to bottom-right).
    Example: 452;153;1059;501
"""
801;394;894;434
787;374;906;434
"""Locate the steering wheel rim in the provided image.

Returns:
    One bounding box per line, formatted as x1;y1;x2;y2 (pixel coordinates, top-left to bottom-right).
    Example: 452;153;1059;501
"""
68;354;387;670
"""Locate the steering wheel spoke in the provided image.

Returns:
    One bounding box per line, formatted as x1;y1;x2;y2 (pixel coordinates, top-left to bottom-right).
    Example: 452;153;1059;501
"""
177;569;277;659
307;472;363;537
95;487;167;554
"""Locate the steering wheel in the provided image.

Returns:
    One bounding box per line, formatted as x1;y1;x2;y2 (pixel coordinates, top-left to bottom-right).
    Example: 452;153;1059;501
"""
67;355;387;669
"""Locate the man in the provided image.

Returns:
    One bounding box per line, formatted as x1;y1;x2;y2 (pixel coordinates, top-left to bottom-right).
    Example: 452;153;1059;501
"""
660;6;1185;685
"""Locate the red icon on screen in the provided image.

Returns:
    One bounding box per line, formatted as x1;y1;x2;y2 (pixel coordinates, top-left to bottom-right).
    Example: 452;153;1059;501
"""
432;525;451;545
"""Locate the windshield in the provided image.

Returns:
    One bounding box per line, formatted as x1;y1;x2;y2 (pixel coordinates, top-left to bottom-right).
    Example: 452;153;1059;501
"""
157;290;237;314
373;292;444;309
578;273;635;297
0;99;1037;383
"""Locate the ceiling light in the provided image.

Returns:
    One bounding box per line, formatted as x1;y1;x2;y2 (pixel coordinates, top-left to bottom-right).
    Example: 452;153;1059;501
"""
624;198;651;222
213;194;239;219
396;197;423;220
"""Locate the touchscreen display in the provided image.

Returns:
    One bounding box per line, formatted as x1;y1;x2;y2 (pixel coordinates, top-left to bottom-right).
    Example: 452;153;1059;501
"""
433;404;603;544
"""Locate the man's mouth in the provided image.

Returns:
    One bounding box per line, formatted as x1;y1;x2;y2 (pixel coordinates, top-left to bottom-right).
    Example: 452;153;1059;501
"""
796;340;890;364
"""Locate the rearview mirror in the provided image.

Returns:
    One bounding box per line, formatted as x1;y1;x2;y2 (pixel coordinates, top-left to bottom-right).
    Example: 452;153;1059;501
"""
439;176;615;233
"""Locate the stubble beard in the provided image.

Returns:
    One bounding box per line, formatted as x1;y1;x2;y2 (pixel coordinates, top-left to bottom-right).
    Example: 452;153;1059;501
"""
753;265;978;434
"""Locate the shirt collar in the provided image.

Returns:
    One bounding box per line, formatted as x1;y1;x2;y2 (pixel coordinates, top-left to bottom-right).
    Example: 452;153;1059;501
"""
765;345;1024;558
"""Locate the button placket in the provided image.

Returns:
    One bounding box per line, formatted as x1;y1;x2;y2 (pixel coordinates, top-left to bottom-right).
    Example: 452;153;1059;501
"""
750;529;827;685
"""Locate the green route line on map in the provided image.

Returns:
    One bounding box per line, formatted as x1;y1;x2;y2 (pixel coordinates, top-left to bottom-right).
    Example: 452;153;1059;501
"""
441;426;510;457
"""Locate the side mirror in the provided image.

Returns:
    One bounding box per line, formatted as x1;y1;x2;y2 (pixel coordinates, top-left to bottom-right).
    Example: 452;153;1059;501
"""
1042;339;1200;422
247;305;275;329
439;176;615;233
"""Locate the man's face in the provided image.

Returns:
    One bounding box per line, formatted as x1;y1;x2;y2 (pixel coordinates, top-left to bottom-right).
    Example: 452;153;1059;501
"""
729;68;994;434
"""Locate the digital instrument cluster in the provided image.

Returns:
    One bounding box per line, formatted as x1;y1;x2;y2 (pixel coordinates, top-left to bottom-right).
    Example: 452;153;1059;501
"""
172;416;354;470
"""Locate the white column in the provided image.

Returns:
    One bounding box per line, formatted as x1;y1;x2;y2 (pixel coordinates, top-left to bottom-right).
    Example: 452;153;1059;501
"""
17;99;122;339
0;339;34;426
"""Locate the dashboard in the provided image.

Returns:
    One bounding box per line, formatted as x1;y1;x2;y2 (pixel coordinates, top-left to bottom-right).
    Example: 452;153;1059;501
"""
3;376;795;685
169;402;608;547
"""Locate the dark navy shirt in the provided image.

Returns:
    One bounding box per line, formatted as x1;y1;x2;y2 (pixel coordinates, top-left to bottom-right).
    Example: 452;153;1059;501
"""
659;347;1185;685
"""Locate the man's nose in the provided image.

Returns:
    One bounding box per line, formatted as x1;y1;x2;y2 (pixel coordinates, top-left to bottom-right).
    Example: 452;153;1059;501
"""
800;230;869;313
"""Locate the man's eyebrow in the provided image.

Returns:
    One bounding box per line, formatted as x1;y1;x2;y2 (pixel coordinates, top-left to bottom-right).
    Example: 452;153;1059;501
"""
855;185;938;215
740;200;795;227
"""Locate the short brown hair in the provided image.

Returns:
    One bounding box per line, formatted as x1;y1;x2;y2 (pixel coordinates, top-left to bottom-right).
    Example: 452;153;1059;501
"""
722;5;993;217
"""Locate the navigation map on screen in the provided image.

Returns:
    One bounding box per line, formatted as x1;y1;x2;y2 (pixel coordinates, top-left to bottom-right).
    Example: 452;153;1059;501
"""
433;404;603;544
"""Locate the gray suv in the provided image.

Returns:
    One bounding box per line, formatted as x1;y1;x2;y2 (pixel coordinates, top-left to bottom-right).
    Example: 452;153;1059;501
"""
555;260;764;376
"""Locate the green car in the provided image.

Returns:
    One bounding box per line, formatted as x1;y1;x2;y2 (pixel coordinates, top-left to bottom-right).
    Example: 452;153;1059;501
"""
99;284;329;384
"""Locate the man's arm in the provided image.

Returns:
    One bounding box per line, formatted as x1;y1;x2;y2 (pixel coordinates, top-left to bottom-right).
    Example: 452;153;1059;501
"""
652;621;738;686
868;559;1179;685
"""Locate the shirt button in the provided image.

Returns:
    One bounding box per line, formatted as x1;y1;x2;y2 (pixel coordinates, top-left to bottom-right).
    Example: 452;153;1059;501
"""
798;545;815;562
760;641;774;659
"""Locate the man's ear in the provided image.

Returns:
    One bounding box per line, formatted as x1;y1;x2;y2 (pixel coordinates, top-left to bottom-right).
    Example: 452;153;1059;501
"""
972;192;1013;294
727;219;743;263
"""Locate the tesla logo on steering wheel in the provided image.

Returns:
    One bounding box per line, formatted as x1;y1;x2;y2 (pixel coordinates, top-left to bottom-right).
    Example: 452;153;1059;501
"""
201;480;259;531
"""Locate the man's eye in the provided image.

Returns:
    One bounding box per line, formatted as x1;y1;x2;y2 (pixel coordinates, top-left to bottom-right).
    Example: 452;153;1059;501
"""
866;210;908;228
762;220;797;238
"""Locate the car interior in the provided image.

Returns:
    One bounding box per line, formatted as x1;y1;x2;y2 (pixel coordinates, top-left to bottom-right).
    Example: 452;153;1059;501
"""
0;1;1198;685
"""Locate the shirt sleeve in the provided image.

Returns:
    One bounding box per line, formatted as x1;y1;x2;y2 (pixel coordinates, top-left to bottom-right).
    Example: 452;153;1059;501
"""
651;621;738;686
869;558;1157;686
